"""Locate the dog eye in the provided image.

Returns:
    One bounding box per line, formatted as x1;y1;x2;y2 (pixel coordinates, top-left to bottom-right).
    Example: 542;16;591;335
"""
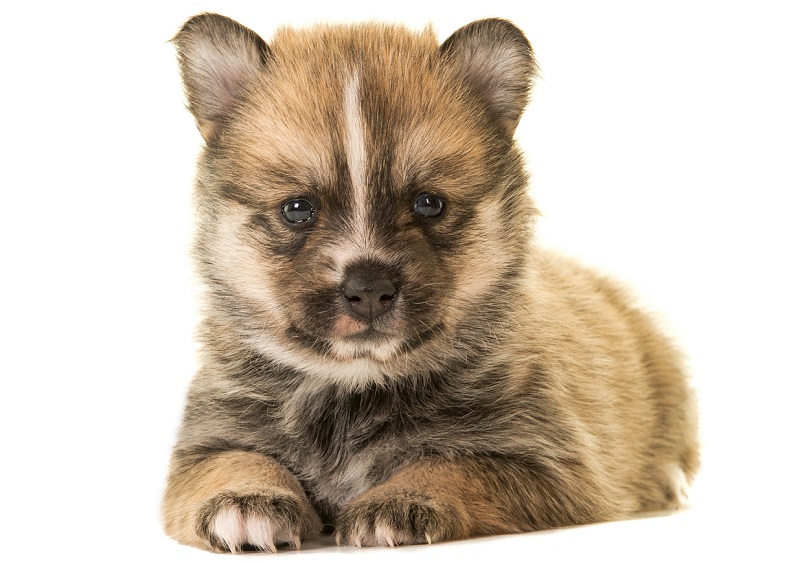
281;198;315;224
413;194;445;218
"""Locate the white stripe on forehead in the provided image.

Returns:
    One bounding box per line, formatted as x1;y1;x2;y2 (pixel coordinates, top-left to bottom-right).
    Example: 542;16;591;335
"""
343;72;373;254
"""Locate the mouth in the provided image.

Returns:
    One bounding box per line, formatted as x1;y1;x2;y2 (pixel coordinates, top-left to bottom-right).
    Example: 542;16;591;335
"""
330;312;398;340
336;320;443;357
343;326;393;342
284;308;443;362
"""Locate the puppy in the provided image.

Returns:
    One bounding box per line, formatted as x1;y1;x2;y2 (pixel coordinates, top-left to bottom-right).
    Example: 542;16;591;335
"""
163;13;699;553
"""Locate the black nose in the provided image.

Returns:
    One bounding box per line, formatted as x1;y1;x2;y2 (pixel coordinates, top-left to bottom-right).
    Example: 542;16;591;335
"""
343;275;397;322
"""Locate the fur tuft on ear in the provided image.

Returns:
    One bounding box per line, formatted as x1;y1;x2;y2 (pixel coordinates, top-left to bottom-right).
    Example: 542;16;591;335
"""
440;19;536;136
172;13;271;141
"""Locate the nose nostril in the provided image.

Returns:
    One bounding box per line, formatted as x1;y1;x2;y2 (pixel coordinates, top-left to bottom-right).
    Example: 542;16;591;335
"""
342;275;398;322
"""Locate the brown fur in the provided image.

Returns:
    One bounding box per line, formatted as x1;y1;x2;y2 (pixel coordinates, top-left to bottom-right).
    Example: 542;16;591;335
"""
164;451;320;551
164;13;699;553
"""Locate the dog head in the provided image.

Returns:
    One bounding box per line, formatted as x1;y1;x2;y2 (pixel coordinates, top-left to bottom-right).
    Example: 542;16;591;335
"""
174;14;537;388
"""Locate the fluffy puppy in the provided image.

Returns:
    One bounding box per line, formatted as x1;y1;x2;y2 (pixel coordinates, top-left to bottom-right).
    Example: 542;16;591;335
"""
163;13;699;553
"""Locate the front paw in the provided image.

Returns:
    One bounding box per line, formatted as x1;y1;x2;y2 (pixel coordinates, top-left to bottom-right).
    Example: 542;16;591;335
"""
196;489;319;553
335;490;466;547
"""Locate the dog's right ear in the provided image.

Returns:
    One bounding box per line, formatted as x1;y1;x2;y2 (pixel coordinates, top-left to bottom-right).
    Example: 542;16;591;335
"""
172;13;271;142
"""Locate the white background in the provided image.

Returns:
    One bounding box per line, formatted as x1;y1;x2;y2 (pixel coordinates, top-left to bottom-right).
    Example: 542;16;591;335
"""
1;1;798;560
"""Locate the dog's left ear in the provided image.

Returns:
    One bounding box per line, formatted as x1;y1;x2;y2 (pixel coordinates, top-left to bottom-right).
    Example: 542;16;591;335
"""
440;19;536;136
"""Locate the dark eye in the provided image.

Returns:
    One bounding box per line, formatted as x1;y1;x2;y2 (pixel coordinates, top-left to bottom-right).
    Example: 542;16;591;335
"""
281;198;315;224
413;194;445;218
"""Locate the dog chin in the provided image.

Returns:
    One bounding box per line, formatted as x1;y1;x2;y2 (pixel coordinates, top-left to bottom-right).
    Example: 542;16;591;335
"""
328;334;403;362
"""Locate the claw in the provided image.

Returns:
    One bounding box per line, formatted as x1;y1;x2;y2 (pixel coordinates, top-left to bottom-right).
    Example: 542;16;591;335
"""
425;532;432;545
293;535;302;551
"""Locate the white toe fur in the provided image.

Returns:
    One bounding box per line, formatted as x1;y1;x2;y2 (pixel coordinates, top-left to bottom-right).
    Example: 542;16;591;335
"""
665;462;690;507
211;507;246;553
212;507;286;553
245;514;277;553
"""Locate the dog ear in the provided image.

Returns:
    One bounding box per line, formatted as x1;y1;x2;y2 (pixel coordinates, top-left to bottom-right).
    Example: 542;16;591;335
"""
440;19;536;136
172;13;271;141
